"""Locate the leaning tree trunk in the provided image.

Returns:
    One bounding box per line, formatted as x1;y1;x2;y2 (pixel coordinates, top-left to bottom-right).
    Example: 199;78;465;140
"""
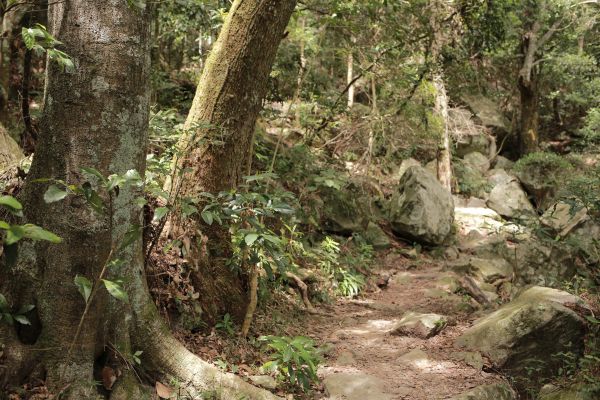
0;1;279;399
170;0;297;323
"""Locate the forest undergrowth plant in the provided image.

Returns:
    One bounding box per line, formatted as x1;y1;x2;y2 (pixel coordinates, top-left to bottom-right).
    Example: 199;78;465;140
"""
259;335;322;392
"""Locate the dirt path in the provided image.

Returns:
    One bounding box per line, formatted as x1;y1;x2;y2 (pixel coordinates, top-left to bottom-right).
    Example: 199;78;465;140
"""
304;254;509;400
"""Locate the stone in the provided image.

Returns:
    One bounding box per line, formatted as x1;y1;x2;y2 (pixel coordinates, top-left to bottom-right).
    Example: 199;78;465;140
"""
389;166;454;245
486;169;515;188
541;201;589;237
455;161;489;198
456;287;588;391
335;350;357;366
323;372;392;400
450;351;485;370
463;152;491;174
456;134;494;158
461;94;511;134
391;311;447;338
568;220;600;264
538;384;595;400
468;257;513;284
493;156;514;170
425;159;437;176
393;158;421;182
320;183;370;234
487;180;535;219
396;349;429;366
449;383;517;400
364;222;392;249
0;123;24;172
249;375;277;390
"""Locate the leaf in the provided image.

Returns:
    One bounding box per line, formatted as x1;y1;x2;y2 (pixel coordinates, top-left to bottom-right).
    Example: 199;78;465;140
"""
586;316;600;324
120;225;141;250
155;381;174;399
74;275;92;303
124;169;143;186
152;207;169;223
81;167;106;183
22;224;62;243
14;315;30;325
245;233;259;246
17;304;35;314
5;225;25;245
201;210;214;225
0;195;23;211
102;280;129;303
0;221;9;230
0;294;8;311
43;184;68;203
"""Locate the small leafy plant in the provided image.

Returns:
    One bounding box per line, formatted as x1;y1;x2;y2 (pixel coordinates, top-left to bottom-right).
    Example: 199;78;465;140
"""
259;335;322;392
215;313;235;336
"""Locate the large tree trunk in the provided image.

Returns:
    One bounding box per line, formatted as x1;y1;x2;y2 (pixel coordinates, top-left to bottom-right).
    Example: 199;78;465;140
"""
518;29;540;155
0;2;280;399
433;74;452;191
170;0;296;323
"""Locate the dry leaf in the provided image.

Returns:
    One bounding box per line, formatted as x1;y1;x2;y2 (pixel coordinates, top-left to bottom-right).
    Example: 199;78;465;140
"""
155;381;174;399
101;366;117;390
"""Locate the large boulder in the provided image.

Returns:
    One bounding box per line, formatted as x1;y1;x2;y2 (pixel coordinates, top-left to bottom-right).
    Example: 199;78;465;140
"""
487;181;535;219
456;287;588;391
392;158;421;183
456;134;495;159
540;200;589;237
389;166;454;245
461;94;511;135
455;161;489;198
539;384;597;400
493;156;514;170
449;383;517;400
463;152;491;174
0;123;24;172
485;169;515;189
363;222;391;249
320;183;370;235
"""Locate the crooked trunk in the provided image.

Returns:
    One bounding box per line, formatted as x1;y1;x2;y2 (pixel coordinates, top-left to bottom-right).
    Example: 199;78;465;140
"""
170;0;297;323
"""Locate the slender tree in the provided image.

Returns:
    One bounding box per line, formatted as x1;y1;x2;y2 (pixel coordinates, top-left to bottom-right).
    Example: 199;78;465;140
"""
169;0;297;322
0;1;279;399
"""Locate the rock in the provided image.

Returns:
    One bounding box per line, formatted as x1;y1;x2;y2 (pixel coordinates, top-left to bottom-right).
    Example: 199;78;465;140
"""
454;207;526;241
389;166;454;245
568;220;600;264
486;169;515;188
456;134;494;158
449;383;517;400
493;156;514;170
364;222;391;249
396;348;429;366
468;257;513;284
455;161;489;198
461;94;511;135
391;311;447;338
393;158;421;182
450;351;485;370
538;383;595;400
425;159;437;176
323;372;392;400
444;246;460;261
335;350;357;366
463;152;491;174
541;201;588;237
249;375;277;390
320;183;370;234
0;123;24;172
456;287;588;391
487;181;535;219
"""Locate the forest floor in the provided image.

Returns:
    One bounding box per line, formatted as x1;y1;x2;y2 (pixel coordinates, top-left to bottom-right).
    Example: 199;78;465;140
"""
303;252;508;400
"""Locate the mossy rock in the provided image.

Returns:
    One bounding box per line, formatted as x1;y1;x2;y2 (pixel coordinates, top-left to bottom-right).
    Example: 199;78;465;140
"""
449;383;517;400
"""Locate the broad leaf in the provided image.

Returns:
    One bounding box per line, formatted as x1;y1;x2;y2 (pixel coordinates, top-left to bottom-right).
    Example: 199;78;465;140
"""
0;196;22;211
43;184;68;203
244;233;259;246
5;225;25;245
74;275;92;303
102;280;129;303
14;315;30;325
22;224;62;243
152;207;169;223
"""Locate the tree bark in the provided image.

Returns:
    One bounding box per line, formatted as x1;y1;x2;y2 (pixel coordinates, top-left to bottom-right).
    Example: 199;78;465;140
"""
170;0;296;323
0;2;280;399
434;74;452;191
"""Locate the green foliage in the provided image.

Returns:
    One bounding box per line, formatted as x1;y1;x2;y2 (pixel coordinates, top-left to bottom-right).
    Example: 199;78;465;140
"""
580;108;600;143
21;24;74;71
0;293;34;326
260;335;322;392
215;313;235;336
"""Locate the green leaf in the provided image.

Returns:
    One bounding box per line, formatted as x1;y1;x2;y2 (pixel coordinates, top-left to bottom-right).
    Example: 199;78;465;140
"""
17;304;35;314
14;315;30;325
74;275;92;303
0;221;10;230
152;207;169;223
43;184;68;203
245;233;259;246
134;197;147;208
0;294;8;311
201;210;214;225
120;225;141;250
586;316;600;324
124;169;143;186
102;280;129;303
0;195;23;211
5;225;25;245
81;167;106;183
22;224;62;243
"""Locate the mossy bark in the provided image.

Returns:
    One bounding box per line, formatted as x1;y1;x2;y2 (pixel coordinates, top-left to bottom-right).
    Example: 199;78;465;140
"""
0;2;280;399
171;0;297;323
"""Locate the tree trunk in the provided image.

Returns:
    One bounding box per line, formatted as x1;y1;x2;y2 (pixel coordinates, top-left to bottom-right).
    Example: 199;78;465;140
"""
170;0;296;323
433;74;452;191
0;2;280;399
347;43;354;109
518;26;541;155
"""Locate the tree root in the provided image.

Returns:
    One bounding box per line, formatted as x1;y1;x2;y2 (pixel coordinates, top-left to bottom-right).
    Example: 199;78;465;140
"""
285;271;316;313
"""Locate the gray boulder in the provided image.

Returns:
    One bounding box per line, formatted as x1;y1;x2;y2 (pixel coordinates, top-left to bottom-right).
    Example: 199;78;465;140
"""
320;183;370;235
541;201;588;237
390;166;454;245
391;312;447;338
461;94;511;135
485;169;515;189
364;222;391;249
456;134;494;159
449;383;517;400
493;156;514;170
393;158;421;183
463;152;491;174
456;287;588;391
539;384;597;400
487;181;535;219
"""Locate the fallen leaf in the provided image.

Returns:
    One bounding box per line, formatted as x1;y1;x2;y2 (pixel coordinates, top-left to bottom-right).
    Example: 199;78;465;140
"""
155;381;174;399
